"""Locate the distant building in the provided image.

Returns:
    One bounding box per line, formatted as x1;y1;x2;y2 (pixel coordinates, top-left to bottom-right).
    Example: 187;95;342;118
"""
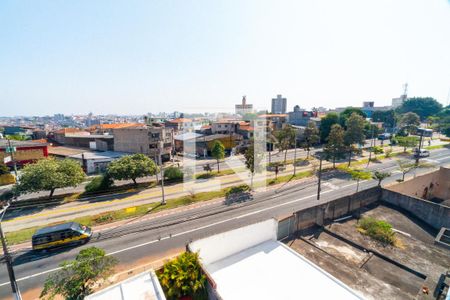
113;125;174;163
235;96;253;115
211;120;239;135
288;105;319;127
258;114;288;130
0;140;48;168
271;95;287;114
392;83;408;109
164;118;202;133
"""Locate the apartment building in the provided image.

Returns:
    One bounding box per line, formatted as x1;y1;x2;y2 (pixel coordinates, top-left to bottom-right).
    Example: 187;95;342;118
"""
113;125;174;163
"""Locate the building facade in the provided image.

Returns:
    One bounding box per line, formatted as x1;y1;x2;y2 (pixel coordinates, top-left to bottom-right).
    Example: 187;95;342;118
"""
288;105;319;126
235;96;253;115
113;125;174;163
0;140;48;168
271;94;287;114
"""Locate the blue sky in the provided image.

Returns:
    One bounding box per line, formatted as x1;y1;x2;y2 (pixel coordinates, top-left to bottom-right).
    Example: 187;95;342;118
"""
1;0;449;116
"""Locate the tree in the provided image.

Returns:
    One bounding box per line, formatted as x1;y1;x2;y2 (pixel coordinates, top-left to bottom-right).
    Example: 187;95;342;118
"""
397;160;433;181
302;121;320;158
274;126;296;164
339;108;366;127
324;124;346;168
16;158;85;198
397;97;443;120
107;154;157;185
399;112;420;133
40;247;118;300
372;171;391;186
320;113;339;142
371;110;396;128
157;252;206;299
244;141;264;189
396;136;419;153
164;166;183;181
0;164;9;175
344;113;366;146
211;140;225;173
348;169;372;192
84;173;113;193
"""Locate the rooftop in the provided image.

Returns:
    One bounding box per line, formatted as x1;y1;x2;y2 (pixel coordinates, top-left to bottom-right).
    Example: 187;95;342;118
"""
287;205;450;299
189;219;362;300
85;270;165;300
65;133;114;139
88;123;141;130
33;222;82;237
166;118;193;123
0;139;48;149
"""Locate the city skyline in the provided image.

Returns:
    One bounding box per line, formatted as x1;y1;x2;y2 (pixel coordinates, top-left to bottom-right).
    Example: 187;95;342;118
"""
1;0;450;116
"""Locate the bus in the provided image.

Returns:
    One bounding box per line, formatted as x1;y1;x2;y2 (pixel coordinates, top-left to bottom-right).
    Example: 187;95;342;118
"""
32;222;92;251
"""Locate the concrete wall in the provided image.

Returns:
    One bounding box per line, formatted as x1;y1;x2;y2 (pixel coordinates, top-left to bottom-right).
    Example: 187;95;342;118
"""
387;167;450;201
114;127;150;155
381;189;450;230
292;187;381;232
188;219;277;265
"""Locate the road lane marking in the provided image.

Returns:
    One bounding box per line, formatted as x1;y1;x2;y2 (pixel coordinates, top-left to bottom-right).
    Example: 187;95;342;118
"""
0;184;350;287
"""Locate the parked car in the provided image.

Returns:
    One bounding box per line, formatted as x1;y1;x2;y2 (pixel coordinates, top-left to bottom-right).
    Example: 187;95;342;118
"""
413;148;430;158
377;133;391;140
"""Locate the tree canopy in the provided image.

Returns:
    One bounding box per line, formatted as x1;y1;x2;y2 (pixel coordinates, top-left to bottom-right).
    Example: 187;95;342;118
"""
274;125;296;164
344;113;366;146
40;247;118;300
319;112;339;142
211;140;225;172
399;112;420;133
244;140;264;188
302;121;320;158
371;110;396;128
324;124;346;167
16;158;85;198
397;97;443;120
107;154;157;185
339;108;366;127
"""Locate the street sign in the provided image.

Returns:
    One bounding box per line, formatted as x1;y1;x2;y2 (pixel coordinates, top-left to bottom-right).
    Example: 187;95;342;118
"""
5;147;16;153
3;156;11;164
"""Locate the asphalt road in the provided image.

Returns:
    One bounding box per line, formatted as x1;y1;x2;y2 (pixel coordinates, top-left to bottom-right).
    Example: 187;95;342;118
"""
0;148;448;300
12;137;393;201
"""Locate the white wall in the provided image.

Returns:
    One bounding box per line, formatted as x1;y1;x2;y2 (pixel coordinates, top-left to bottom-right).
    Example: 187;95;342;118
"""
189;219;277;265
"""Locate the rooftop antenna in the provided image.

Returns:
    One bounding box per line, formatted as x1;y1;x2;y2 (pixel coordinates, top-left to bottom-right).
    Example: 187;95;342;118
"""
402;83;408;96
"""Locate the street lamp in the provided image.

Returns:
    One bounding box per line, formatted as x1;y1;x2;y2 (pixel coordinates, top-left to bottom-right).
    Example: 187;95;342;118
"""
316;151;323;201
0;204;22;300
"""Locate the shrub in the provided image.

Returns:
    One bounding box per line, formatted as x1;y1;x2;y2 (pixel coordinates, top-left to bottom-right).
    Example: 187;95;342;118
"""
84;174;113;193
164;166;184;181
372;146;384;155
157;252;206;299
225;184;250;197
93;212;114;224
0;164;9;175
357;217;396;245
384;148;393;158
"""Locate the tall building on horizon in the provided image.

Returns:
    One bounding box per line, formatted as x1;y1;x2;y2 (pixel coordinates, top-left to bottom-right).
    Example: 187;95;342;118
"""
235;96;253;115
271;94;287;114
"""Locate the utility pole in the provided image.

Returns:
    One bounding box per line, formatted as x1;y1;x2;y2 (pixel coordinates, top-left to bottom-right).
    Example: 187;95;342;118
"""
367;125;375;167
293;136;297;175
415;129;424;165
0;205;22;300
6;138;18;179
317;153;323;201
159;148;166;205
